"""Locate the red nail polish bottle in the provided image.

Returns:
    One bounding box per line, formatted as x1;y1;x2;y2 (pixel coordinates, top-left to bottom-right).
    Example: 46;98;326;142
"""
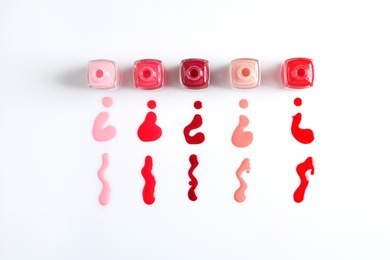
134;59;164;90
180;59;209;89
281;58;314;89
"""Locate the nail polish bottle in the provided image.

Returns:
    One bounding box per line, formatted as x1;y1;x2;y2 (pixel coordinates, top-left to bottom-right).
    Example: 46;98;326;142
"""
281;58;314;89
134;59;164;90
180;59;209;89
230;58;260;89
87;59;121;90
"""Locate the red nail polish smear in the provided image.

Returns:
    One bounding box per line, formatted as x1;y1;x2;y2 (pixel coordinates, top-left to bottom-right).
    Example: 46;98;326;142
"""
281;58;314;89
134;59;164;90
180;59;209;89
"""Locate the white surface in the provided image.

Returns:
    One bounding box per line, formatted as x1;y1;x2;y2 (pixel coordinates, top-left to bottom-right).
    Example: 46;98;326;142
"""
1;0;389;259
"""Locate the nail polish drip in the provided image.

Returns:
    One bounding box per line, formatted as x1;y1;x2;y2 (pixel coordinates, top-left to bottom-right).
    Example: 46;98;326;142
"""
293;157;315;203
291;98;314;144
137;100;162;142
232;99;253;147
141;156;156;205
188;154;199;201
92;97;116;142
234;158;251;203
183;101;205;144
98;153;111;206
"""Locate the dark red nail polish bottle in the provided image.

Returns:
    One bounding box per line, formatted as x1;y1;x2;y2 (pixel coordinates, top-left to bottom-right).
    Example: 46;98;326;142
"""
180;59;209;89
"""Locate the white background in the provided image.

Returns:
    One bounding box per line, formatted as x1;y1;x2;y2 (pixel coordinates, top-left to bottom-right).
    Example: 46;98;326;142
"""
1;0;389;259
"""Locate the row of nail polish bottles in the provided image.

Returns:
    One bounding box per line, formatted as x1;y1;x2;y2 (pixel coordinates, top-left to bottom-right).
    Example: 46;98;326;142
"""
87;58;314;90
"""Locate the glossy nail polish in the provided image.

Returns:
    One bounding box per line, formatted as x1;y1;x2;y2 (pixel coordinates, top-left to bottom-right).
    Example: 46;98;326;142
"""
134;59;164;90
87;59;121;90
230;58;260;89
180;59;209;89
281;58;314;89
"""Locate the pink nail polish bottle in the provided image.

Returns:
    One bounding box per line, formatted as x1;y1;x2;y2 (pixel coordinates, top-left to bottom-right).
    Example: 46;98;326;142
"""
87;59;121;90
281;58;314;89
180;59;209;89
133;59;165;90
230;58;260;89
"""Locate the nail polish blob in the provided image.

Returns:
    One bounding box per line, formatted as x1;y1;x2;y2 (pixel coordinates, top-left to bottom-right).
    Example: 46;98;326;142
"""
147;100;156;109
194;100;202;109
183;101;205;144
102;96;113;107
231;99;253;148
92;97;116;142
294;97;302;106
137;100;162;142
239;99;248;109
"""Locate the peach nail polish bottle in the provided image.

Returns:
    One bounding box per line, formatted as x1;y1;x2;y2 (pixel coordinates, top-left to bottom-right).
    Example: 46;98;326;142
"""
230;58;260;89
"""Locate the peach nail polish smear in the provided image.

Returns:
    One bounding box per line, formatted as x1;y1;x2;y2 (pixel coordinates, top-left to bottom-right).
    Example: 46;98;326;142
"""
230;58;260;89
87;59;121;90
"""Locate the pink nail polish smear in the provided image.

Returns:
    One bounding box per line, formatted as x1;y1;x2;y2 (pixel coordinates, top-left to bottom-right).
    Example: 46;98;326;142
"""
281;58;314;89
230;58;260;89
87;59;121;90
134;59;164;90
98;153;111;206
180;59;209;89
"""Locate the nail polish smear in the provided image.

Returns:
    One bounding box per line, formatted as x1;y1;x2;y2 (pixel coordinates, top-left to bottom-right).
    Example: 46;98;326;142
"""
98;153;111;206
92;97;116;142
137;100;162;142
141;156;156;205
291;98;314;144
293;157;315;203
183;101;205;144
234;158;251;203
188;154;199;201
